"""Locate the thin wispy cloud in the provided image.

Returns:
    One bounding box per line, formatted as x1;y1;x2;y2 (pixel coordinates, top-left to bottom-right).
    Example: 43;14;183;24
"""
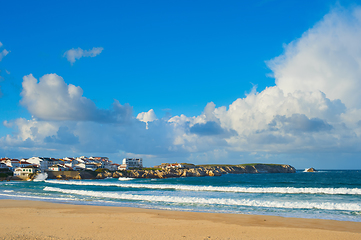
63;47;104;65
0;41;10;98
0;42;10;61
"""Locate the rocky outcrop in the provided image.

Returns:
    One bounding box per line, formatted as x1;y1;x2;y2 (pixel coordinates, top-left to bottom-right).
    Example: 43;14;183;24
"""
305;168;317;172
212;164;296;174
32;164;296;180
114;164;295;179
46;170;97;180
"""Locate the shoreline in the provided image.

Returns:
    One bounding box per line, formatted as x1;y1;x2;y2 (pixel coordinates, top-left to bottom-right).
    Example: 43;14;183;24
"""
1;199;360;239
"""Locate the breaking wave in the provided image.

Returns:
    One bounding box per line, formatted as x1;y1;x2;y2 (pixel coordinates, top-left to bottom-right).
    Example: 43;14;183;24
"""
33;173;48;181
118;177;135;181
43;186;361;211
0;192;75;201
44;180;361;195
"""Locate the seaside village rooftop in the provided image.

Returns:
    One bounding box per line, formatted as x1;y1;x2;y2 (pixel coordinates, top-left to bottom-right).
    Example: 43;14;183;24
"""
0;157;143;179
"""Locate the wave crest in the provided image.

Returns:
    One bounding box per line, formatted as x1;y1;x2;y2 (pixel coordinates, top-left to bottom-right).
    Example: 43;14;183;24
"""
43;186;361;211
44;180;361;195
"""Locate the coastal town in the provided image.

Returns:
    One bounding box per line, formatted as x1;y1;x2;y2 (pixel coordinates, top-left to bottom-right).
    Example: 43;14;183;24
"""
0;156;144;179
0;156;296;180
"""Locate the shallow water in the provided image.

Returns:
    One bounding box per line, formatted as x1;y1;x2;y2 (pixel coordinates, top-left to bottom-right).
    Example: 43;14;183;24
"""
1;170;360;222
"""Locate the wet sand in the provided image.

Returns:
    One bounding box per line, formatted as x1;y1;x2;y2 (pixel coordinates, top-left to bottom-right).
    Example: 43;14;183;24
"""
0;199;360;239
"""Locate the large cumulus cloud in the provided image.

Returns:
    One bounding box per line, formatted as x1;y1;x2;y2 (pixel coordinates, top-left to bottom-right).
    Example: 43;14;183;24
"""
2;75;179;165
268;7;361;109
167;7;361;163
20;74;132;123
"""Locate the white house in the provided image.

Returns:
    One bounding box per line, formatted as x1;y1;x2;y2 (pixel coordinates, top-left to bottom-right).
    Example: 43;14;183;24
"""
74;163;100;171
48;164;69;171
76;156;88;162
85;163;100;171
3;159;21;171
24;157;53;171
23;157;43;167
13;166;38;177
62;158;82;169
122;158;143;169
38;158;63;171
73;163;85;170
117;164;128;171
89;156;109;161
102;160;115;170
165;163;184;169
104;163;119;171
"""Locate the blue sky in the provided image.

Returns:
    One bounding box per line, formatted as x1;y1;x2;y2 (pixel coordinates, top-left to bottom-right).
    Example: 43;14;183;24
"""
1;0;361;169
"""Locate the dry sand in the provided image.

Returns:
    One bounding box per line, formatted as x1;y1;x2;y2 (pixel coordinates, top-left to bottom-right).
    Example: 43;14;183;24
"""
0;199;360;240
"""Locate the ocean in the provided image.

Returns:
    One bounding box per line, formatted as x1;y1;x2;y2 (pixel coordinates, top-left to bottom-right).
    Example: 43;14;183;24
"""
1;170;360;222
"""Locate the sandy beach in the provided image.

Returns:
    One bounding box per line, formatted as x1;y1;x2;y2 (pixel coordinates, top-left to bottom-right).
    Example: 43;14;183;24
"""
0;200;360;239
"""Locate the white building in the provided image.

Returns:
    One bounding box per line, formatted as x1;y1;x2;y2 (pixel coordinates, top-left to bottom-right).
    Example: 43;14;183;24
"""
74;163;100;171
165;163;183;169
76;156;88;162
48;164;69;171
104;163;120;171
122;158;143;169
24;157;61;171
3;159;21;171
85;163;100;171
13;166;38;177
23;157;43;167
117;164;128;171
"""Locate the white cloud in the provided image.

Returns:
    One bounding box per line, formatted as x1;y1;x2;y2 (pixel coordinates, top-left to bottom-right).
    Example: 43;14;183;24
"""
0;42;10;98
137;109;157;129
165;7;361;162
1;73;178;162
63;47;103;65
3;118;59;143
1;115;179;163
20;74;132;123
0;42;10;61
267;7;361;109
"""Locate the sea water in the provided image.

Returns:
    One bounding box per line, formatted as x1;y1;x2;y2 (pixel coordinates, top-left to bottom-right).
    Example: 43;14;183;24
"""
1;170;360;222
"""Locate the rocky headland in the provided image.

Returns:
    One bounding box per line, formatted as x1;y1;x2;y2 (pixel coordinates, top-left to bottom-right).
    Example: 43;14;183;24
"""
38;163;296;180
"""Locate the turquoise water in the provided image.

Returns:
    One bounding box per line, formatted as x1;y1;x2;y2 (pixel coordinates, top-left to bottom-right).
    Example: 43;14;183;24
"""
1;170;360;222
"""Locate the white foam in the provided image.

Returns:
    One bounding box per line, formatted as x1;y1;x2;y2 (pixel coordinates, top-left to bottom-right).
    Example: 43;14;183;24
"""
0;192;75;201
44;180;361;195
33;173;48;181
43;186;361;211
118;177;135;181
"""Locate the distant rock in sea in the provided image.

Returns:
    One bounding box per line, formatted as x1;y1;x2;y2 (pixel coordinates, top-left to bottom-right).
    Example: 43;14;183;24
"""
304;168;317;172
